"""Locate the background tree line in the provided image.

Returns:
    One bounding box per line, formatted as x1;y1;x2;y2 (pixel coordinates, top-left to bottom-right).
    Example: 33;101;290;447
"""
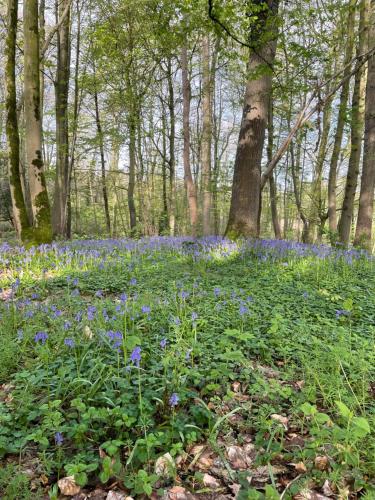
1;0;375;250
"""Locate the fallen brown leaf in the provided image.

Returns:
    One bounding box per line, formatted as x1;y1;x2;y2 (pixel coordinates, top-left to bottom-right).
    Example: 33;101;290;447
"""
58;476;81;496
314;455;329;471
294;462;307;474
202;473;221;489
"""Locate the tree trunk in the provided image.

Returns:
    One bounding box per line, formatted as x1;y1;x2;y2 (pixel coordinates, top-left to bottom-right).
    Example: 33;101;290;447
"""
160;104;169;233
327;0;356;238
354;0;375;250
308;95;333;242
202;35;212;235
67;0;82;239
5;0;31;241
225;0;279;239
181;46;198;237
52;0;71;237
24;0;52;243
339;0;370;246
128;115;137;234
93;83;111;234
267;90;281;238
167;59;176;236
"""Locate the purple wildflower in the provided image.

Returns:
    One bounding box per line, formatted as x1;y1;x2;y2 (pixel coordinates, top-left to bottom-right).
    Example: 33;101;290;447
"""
160;338;167;349
54;432;64;446
141;305;151;314
87;305;96;321
130;346;141;367
130;278;137;286
34;331;48;344
169;393;179;407
336;309;350;319
64;338;75;348
239;304;249;316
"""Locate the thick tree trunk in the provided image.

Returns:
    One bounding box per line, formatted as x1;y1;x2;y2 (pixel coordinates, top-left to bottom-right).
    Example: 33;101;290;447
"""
5;0;31;241
225;0;278;239
339;0;370;246
93;85;111;234
327;0;356;238
52;0;71;237
181;46;198;236
202;36;212;235
24;0;52;243
354;0;375;250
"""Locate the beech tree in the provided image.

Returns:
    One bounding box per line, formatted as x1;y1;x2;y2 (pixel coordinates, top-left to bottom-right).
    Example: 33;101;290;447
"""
23;0;52;243
225;0;279;239
354;0;375;249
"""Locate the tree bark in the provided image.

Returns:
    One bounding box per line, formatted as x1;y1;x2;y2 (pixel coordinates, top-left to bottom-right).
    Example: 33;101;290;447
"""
327;0;356;238
128;115;137;234
339;0;370;245
202;35;212;235
267;90;281;238
354;0;375;249
225;0;279;239
181;46;198;236
24;0;52;243
67;0;82;239
52;0;71;237
166;58;176;236
93;81;111;234
5;0;31;241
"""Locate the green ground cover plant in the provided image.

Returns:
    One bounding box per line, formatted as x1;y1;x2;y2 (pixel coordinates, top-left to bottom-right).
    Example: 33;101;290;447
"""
0;237;374;498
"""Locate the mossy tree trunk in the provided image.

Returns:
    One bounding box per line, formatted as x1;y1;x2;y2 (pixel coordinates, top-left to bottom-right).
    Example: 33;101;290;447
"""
5;0;31;242
24;0;52;243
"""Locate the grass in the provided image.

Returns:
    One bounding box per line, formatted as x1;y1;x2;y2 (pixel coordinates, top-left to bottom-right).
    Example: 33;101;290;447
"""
0;236;374;498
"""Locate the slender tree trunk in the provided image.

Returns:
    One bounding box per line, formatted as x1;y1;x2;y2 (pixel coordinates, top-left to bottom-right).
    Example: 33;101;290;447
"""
5;0;31;241
290;138;309;241
67;0;82;239
160;105;169;233
128;115;137;234
267;90;281;238
202;35;212;235
225;0;279;239
93;83;111;234
167;59;176;236
24;0;52;243
181;46;198;237
339;0;370;245
354;0;375;249
308;96;333;242
327;0;356;238
52;0;71;237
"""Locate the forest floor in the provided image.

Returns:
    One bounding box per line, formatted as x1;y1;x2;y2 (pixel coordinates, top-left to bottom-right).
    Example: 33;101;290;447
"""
0;237;374;500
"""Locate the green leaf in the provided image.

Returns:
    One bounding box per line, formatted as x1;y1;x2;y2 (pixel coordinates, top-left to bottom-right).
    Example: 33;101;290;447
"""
335;401;352;419
352;417;370;438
